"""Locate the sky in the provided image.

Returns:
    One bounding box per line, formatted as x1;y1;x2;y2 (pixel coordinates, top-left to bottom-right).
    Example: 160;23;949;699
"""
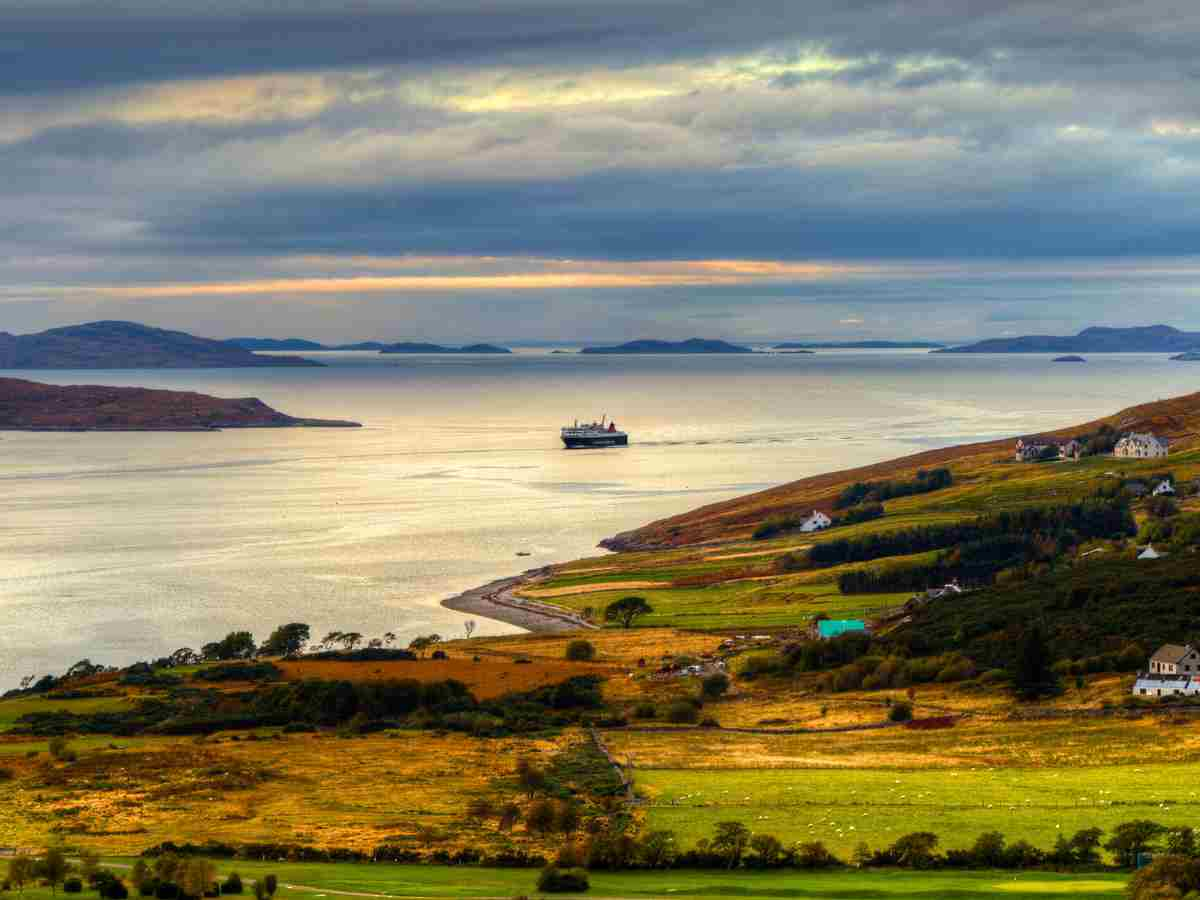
5;1;1200;343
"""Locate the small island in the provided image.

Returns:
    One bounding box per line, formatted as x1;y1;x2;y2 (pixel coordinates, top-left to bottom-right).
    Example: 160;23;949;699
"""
378;342;511;354
1053;355;1087;363
774;340;945;349
1171;352;1200;361
0;378;361;431
580;338;753;354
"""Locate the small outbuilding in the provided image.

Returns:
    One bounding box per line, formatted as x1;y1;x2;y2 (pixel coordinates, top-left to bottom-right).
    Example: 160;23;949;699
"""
812;619;868;640
800;510;832;533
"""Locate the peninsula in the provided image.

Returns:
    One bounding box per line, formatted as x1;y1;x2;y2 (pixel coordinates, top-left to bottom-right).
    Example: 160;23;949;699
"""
938;324;1200;353
224;338;509;353
580;338;753;354
0;378;360;430
0;321;321;368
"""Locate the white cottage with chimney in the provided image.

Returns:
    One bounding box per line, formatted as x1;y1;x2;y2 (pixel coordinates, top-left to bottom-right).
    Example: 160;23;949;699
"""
1114;432;1169;459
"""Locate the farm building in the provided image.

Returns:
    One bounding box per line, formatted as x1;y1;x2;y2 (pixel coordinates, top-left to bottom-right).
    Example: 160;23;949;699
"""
1114;432;1169;458
799;510;832;533
1153;480;1176;496
1132;673;1200;698
812;618;868;640
1014;439;1055;462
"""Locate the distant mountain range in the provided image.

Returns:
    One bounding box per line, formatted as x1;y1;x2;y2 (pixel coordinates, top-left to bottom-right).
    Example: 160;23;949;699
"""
0;322;321;369
774;340;945;349
226;337;510;354
580;338;753;354
939;325;1200;353
0;377;359;430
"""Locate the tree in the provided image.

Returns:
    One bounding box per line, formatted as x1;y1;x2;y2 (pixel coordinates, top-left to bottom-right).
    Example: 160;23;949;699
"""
168;648;199;666
556;801;582;835
970;831;1006;868
463;620;476;639
526;798;558;834
203;631;256;661
604;596;653;628
38;847;70;896
318;631;343;651
747;833;784;868
78;851;100;885
8;855;33;898
1127;855;1200;900
1167;826;1198;858
337;631;363;651
263;876;277;899
408;634;442;657
1105;820;1166;868
497;801;521;832
890;832;940;869
129;861;150;894
711;821;751;869
382;631;397;647
565;639;596;661
1069;827;1104;864
1012;623;1060;700
258;623;310;658
179;860;215;900
515;756;548;797
639;831;677;869
701;672;730;699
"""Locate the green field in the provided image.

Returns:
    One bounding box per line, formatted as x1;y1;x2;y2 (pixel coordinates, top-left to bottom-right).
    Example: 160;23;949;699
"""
32;860;1124;899
638;764;1200;858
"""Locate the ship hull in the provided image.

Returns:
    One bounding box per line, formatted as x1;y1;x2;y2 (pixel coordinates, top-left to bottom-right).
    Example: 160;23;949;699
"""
562;434;629;449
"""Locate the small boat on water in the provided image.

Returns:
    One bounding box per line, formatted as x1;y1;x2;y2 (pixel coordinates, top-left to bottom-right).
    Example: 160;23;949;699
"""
561;416;628;449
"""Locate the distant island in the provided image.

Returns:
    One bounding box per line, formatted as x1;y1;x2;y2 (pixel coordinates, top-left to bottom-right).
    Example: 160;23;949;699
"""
1053;355;1087;363
379;342;511;354
580;338;753;354
938;325;1200;353
774;340;945;349
0;322;321;369
1172;352;1200;361
0;378;360;431
225;338;508;353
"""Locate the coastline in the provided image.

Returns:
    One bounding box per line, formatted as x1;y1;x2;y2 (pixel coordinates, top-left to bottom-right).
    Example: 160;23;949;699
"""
442;567;597;633
0;418;361;432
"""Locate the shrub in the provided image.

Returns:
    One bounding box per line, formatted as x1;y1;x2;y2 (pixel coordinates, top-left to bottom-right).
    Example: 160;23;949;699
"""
0;766;13;781
794;841;840;869
64;879;83;894
700;672;730;699
220;874;243;895
48;735;77;762
565;640;596;662
666;701;700;724
632;702;656;719
536;867;589;893
888;701;913;722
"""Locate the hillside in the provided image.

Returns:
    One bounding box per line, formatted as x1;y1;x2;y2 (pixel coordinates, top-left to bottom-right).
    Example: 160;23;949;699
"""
225;337;326;351
775;340;944;349
0;321;321;368
602;392;1200;549
940;324;1200;353
580;338;752;354
0;378;360;430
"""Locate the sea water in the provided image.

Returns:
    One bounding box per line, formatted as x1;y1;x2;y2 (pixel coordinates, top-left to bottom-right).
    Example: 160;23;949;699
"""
1;350;1195;687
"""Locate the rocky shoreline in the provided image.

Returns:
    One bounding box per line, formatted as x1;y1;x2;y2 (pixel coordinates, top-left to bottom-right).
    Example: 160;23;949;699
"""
441;568;597;633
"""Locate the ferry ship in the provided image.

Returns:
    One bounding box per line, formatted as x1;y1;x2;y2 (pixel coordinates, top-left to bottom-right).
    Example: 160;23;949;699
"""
561;416;628;449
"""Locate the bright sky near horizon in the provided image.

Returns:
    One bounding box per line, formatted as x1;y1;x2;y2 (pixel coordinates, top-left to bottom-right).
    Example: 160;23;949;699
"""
6;1;1200;342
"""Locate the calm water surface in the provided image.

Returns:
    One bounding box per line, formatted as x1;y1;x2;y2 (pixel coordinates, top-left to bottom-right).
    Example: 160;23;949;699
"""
1;350;1196;686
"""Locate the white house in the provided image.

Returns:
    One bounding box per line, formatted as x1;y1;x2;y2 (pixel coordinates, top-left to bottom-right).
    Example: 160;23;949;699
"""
1114;432;1169;459
1148;644;1200;675
1153;480;1176;496
799;510;832;533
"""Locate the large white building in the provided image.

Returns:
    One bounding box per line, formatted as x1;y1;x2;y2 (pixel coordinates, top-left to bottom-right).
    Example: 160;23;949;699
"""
799;510;832;533
1114;432;1169;459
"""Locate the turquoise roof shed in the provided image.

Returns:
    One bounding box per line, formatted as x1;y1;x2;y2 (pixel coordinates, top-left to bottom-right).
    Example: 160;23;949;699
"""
817;619;867;639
